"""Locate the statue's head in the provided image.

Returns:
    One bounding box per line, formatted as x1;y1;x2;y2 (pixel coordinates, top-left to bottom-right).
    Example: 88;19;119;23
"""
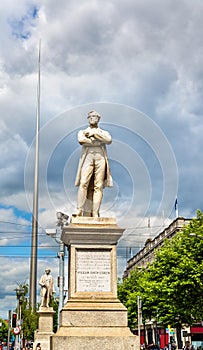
87;110;101;122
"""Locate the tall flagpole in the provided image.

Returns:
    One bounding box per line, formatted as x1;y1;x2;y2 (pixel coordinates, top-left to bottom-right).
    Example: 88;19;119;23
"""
175;198;179;218
29;40;41;309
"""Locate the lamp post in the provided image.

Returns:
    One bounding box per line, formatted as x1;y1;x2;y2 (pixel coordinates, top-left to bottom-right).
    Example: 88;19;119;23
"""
15;286;25;320
154;319;157;345
175;314;182;350
137;296;142;349
14;286;26;350
7;310;11;350
46;211;69;327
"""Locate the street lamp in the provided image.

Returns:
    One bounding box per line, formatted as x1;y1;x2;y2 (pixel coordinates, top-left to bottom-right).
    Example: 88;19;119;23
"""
7;310;11;350
14;286;26;349
15;287;26;321
137;296;142;349
175;314;182;350
46;211;69;327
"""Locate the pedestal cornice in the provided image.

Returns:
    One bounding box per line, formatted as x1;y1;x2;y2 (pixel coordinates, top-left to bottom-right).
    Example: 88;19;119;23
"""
61;216;124;245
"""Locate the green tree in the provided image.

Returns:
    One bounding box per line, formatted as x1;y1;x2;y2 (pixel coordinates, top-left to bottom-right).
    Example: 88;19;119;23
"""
145;210;203;326
118;267;156;329
118;269;144;329
50;297;59;333
0;317;8;343
22;296;59;339
23;308;38;341
14;283;38;341
118;210;203;341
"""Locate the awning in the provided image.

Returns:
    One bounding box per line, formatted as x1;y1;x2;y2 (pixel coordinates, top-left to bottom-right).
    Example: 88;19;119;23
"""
191;327;203;334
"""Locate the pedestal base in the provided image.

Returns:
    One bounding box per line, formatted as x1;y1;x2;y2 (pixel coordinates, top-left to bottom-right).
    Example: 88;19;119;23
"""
51;335;138;350
50;299;138;349
50;217;139;349
34;307;55;350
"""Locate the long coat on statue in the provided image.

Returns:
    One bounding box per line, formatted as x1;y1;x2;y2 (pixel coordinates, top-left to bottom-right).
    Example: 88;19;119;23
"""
75;143;113;188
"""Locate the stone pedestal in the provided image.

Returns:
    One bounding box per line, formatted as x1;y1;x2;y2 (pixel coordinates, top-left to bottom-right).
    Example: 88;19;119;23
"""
50;216;138;350
34;307;55;350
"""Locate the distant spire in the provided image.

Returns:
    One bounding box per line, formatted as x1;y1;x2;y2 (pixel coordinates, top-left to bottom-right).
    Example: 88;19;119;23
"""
29;39;41;309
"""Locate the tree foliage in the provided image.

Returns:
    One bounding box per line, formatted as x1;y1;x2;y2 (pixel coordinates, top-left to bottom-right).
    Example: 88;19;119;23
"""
118;269;146;328
13;283;38;341
50;297;59;333
14;283;59;339
0;317;8;343
23;307;38;340
118;210;203;329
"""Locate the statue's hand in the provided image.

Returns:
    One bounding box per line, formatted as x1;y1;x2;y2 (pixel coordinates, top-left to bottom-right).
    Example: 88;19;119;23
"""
85;130;95;138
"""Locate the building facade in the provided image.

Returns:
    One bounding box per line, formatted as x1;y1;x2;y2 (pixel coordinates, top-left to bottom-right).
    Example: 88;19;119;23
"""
123;217;203;349
124;217;190;278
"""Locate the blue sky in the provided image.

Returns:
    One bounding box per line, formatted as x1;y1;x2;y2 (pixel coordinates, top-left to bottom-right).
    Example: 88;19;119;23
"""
0;0;203;319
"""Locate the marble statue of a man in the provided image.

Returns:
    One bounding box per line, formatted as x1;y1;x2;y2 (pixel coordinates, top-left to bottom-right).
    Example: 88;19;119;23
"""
75;110;113;217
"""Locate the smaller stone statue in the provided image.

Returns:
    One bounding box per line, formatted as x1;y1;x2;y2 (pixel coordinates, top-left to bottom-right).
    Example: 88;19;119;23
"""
39;268;54;307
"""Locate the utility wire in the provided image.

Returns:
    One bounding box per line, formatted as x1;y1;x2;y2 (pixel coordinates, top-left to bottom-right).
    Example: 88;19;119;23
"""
0;221;32;227
0;254;128;258
0;220;169;231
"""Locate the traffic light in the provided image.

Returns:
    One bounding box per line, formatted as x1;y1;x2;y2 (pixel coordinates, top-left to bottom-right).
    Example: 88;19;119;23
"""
12;312;17;328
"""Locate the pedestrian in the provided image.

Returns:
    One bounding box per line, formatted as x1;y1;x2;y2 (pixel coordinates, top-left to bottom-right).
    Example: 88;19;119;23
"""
36;343;41;350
